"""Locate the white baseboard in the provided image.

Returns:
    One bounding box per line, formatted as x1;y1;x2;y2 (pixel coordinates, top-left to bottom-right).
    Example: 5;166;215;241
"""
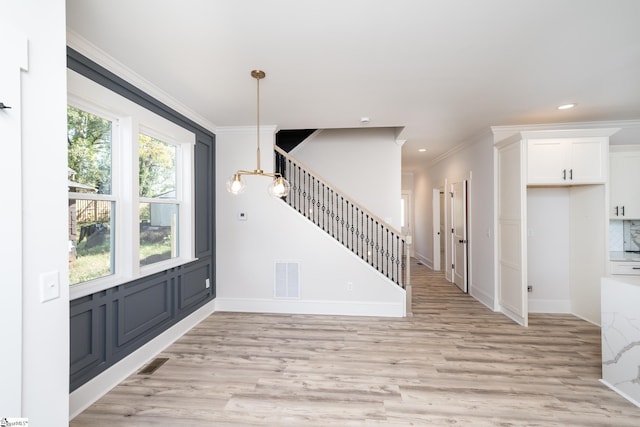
469;285;494;311
600;379;640;408
69;300;216;420
214;297;405;318
415;253;430;268
528;298;571;313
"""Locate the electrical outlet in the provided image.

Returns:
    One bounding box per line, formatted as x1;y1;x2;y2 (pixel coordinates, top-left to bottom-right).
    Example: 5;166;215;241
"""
527;285;533;293
346;281;353;291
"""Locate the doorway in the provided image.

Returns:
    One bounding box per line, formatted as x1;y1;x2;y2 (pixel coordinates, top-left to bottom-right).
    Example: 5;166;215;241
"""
451;180;468;293
401;190;414;257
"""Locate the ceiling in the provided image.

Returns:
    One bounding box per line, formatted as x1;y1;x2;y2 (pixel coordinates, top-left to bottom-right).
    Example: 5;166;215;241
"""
66;0;640;171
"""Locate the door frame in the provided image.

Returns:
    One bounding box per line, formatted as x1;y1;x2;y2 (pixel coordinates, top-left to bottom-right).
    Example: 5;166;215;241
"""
0;31;27;415
450;179;469;293
401;190;414;257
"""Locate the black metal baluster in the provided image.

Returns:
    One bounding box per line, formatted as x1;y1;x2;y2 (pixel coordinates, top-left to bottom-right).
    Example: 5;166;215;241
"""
322;183;326;232
386;228;390;279
375;220;380;271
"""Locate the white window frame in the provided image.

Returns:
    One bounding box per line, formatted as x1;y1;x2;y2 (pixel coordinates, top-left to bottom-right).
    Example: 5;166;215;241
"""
68;70;195;300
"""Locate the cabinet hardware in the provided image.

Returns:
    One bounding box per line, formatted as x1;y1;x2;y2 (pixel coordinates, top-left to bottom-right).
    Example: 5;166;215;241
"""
0;102;12;110
569;169;573;180
459;239;467;244
633;267;640;270
621;206;625;216
562;169;567;180
615;206;619;216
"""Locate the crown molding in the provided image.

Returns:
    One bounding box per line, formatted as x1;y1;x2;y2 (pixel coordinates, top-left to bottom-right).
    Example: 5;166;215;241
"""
430;127;494;166
66;29;217;133
491;119;640;142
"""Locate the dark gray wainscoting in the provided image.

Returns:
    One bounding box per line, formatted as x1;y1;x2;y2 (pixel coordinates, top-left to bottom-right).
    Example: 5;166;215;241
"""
69;260;212;391
68;48;215;392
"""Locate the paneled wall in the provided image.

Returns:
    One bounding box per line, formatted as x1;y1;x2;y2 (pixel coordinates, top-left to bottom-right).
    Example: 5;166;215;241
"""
67;49;215;391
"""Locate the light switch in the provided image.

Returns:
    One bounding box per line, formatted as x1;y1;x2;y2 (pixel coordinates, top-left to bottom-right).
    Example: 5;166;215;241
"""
40;271;60;302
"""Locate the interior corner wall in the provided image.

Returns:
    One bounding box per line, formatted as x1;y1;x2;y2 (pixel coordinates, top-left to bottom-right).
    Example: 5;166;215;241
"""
412;133;496;309
2;0;70;424
291;128;402;229
215;127;406;317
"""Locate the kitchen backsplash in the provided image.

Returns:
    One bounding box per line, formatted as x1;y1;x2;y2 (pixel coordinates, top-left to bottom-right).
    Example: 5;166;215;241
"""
609;220;640;252
610;220;624;251
626;220;640;251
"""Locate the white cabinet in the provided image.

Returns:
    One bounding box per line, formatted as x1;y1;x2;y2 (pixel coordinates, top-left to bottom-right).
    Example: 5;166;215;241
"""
527;138;607;185
610;261;640;275
610;148;640;219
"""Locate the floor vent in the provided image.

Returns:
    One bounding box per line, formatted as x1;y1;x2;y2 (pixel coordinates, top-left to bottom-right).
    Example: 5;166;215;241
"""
138;357;169;375
274;262;300;298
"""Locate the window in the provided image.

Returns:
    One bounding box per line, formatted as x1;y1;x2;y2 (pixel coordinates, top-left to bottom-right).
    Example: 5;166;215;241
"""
68;71;195;299
138;132;179;266
67;105;116;285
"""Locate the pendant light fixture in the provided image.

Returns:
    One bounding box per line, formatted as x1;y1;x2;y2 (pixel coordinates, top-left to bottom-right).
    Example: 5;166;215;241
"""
226;69;290;198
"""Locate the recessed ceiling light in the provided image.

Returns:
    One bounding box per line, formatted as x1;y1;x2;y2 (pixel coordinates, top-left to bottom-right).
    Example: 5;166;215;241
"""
418;148;427;152
557;103;576;110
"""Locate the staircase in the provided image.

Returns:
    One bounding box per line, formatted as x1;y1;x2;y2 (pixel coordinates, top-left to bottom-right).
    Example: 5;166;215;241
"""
274;146;410;291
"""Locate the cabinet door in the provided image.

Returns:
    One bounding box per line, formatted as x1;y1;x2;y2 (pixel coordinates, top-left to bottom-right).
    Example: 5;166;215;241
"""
569;139;607;184
527;139;568;185
610;151;640;218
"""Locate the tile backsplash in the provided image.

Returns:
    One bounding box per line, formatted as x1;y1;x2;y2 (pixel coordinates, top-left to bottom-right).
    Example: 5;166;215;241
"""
610;220;624;251
625;220;640;251
610;220;640;251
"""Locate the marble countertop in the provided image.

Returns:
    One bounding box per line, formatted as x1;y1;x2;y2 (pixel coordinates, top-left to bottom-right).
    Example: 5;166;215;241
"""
603;275;640;286
609;251;640;262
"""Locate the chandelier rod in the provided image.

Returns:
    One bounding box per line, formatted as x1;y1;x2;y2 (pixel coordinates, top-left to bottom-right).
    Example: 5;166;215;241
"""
253;69;265;173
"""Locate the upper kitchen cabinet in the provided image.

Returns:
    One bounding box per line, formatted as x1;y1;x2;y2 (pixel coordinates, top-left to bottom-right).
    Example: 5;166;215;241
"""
610;146;640;219
527;137;608;185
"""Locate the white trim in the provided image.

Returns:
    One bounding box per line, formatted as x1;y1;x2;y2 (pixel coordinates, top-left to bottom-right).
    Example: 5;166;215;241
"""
69;301;215;420
600;379;640;408
491;120;637;143
66;29;217;133
527;299;571;313
469;285;495;311
67;71;197;299
214;297;405;318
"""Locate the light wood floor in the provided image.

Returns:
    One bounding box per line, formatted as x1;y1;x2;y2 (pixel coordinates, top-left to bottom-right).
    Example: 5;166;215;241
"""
71;260;640;426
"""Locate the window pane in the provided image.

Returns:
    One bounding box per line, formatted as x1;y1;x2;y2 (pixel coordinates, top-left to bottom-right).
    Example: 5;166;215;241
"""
140;203;179;266
69;199;114;284
139;134;177;198
67;106;112;194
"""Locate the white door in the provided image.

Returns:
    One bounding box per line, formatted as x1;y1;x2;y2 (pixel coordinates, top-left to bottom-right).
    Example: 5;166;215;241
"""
496;140;528;326
451;181;468;292
0;31;26;415
432;189;441;271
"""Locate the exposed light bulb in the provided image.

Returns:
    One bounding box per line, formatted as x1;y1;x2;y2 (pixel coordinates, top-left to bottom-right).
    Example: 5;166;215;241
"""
268;176;290;198
226;174;245;194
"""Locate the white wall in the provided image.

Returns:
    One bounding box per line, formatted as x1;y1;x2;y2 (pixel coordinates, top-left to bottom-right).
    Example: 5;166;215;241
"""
1;1;69;424
527;188;571;312
412;132;496;309
216;127;406;317
292;128;402;229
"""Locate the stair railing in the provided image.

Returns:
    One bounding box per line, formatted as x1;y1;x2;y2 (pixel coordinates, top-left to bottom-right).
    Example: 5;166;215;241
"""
275;146;410;289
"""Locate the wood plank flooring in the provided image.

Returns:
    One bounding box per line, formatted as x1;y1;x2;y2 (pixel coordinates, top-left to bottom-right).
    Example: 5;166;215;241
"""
71;260;640;426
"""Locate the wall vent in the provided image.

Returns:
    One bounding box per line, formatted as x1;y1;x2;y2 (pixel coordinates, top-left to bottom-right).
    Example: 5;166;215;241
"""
274;262;300;299
138;357;169;375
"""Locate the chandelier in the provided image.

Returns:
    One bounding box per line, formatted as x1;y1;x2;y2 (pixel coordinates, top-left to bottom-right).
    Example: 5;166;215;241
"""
226;70;290;198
